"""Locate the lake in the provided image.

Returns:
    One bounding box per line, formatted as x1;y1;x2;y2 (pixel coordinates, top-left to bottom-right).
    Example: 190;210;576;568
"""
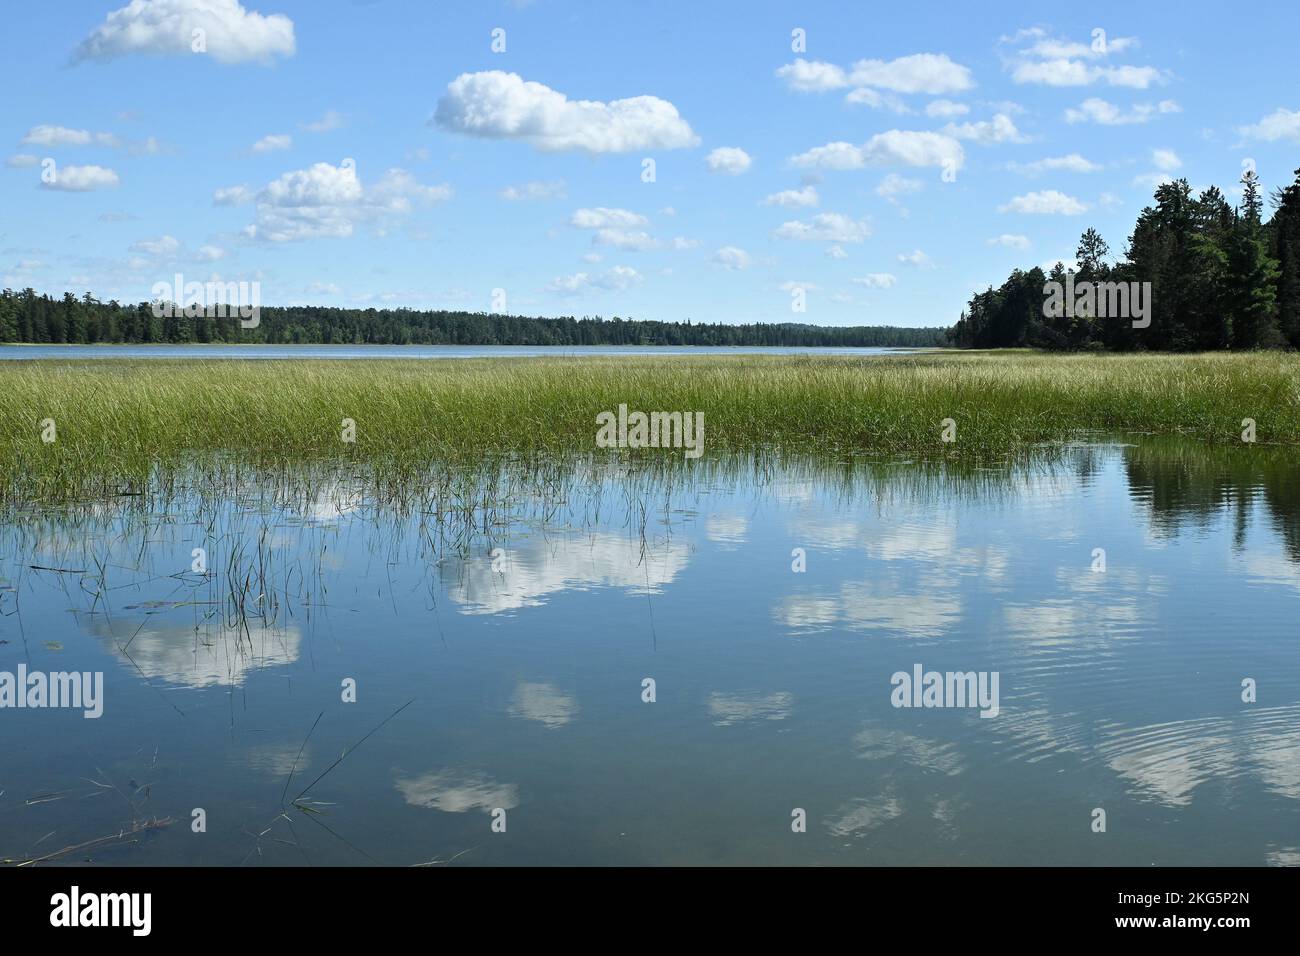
1;437;1297;865
0;344;924;361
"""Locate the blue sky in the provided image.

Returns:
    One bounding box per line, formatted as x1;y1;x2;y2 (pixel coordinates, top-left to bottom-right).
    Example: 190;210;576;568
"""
2;0;1298;327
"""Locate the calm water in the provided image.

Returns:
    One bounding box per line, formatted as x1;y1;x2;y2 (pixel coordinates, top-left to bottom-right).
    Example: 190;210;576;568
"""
0;344;922;361
2;439;1298;866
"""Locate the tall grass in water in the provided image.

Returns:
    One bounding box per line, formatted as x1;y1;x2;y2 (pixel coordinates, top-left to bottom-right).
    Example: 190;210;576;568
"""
0;351;1295;501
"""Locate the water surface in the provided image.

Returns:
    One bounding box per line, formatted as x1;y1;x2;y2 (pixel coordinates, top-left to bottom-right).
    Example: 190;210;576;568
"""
1;439;1297;866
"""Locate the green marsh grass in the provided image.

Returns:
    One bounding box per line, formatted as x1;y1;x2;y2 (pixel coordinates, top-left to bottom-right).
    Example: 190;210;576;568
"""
1;350;1296;501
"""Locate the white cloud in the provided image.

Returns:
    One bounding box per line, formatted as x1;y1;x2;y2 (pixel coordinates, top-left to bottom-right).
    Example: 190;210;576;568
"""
213;184;254;205
570;207;656;251
790;130;964;172
844;87;909;113
897;249;934;267
594;229;656;251
777;53;973;96
570;207;647;229
241;162;451;242
499;179;566;201
987;234;1031;249
1022;35;1139;59
1006;31;1161;89
852;273;896;288
1064;97;1180;125
1008;153;1102;175
705;146;752;175
75;0;295;65
594;264;642;290
774;58;848;92
130;234;182;256
773;212;870;243
825;244;848;259
21;125;120;148
434;70;698;153
849;53;974;94
1239;108;1300;143
925;99;969;118
876;173;922;198
999;190;1088;214
1012;59;1162;89
711;246;751;270
942;113;1025;145
547;265;643;294
251;133;291;153
761;186;818;207
42;164;120;191
196;244;227;261
1151;148;1182;172
301;110;344;133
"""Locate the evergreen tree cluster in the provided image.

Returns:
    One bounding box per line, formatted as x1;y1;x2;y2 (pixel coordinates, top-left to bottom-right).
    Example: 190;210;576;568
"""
0;293;947;349
948;167;1300;350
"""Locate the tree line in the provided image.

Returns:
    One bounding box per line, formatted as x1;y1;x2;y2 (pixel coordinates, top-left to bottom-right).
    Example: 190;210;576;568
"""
0;293;947;348
948;166;1300;351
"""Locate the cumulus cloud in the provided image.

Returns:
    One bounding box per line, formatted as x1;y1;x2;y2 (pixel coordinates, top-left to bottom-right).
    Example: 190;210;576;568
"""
875;173;922;198
850;53;975;94
775;58;849;92
570;207;655;250
1151;148;1182;171
942;113;1025;145
777;53;973;95
129;234;182;256
897;249;934;267
1012;60;1163;89
852;273;896;288
998;190;1088;214
499;179;566;201
711;245;751;270
761;185;818;207
74;0;295;65
233;161;451;242
22;125;120;148
546;264;643;294
434;70;698;153
1005;30;1162;89
844;87;909;114
773;212;870;243
1238;108;1300;143
705;146;752;175
251;133;291;153
1064;97;1180;125
213;184;254;205
925;99;969;118
987;234;1031;249
790;131;964;172
1007;153;1102;175
41;164;120;191
1132;150;1183;189
301;110;344;133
